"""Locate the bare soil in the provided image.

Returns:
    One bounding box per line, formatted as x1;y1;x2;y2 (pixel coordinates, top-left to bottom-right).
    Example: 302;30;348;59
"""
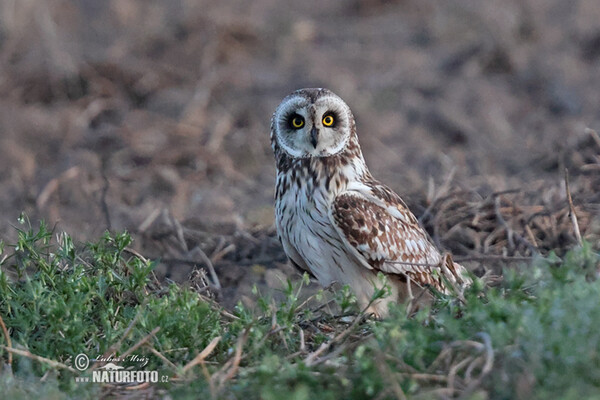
1;0;599;308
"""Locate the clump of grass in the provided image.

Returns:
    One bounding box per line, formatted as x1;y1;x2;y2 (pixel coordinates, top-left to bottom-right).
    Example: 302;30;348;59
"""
0;215;598;399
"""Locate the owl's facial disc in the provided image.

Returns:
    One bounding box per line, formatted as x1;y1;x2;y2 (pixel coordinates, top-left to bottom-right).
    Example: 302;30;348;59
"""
274;91;352;158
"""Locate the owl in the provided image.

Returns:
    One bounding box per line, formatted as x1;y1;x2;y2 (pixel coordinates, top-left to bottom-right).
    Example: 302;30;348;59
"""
271;88;470;317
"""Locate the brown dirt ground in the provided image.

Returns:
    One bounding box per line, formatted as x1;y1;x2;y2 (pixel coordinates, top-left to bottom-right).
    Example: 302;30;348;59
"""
1;0;599;308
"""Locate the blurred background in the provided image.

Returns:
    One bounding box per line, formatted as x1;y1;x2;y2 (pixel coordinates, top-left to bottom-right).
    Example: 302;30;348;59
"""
1;0;599;305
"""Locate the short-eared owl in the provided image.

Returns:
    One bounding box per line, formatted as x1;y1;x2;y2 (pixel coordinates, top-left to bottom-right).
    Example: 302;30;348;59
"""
271;88;470;316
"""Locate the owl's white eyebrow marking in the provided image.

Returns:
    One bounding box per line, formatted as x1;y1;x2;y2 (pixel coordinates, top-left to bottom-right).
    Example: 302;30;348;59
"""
276;95;308;118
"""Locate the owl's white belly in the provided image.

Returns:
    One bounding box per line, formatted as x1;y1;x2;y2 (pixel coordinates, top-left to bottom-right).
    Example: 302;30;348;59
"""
276;184;387;306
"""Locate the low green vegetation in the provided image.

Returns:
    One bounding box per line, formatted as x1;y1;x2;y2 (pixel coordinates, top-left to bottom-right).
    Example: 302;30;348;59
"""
0;216;598;399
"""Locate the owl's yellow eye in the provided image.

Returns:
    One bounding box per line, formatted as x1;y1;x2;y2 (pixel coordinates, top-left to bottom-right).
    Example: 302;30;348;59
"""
290;115;305;129
322;114;335;127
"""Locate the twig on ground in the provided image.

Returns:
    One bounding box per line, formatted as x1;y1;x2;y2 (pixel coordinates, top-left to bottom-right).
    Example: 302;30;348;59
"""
375;352;407;400
188;247;222;290
36;166;80;209
461;332;495;397
123;247;162;288
454;255;536;263
182;336;221;374
398;372;448;382
420;166;456;223
299;327;306;352
1;346;77;373
200;359;216;400
585;127;600;150
0;313;13;365
494;195;538;254
138;208;162;233
195;293;240;321
447;356;472;393
124;382;150;391
119;327;161;361
147;346;178;371
494;196;515;251
304;307;368;367
524;224;539;248
123;247;150;264
210;244;235;263
170;214;189;253
564;168;583;246
215;328;249;390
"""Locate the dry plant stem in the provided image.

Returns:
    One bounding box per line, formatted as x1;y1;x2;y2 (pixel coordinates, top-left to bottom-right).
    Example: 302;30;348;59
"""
293;289;327;313
564;168;583;246
200;360;216;400
40;370;51;382
188;247;222;290
299;327;306;352
398;372;448;382
375;352;407;400
1;345;77;373
215;328;249;390
494;196;515;251
169;214;189;253
464;356;484;382
494;196;538;254
304;307;368;367
138;208;161;233
0;313;12;365
124;247;163;287
460;332;495;398
120;327;161;361
447;356;473;393
585;127;600;150
310;332;371;366
525;224;539;248
384;353;418;374
406;275;414;302
455;255;535;262
420;183;587;265
196;293;240;321
420;166;456;223
124;382;150;391
210;244;235;263
36;166;80;209
181;336;221;373
194;285;212;295
147;346;178;371
123;247;150;264
427;346;454;374
424;387;459;398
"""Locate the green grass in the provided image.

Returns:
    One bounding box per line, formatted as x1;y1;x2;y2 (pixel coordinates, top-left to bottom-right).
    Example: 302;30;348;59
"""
0;215;599;399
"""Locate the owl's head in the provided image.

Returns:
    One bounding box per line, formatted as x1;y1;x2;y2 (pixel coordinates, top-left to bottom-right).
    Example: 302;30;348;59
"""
271;88;356;158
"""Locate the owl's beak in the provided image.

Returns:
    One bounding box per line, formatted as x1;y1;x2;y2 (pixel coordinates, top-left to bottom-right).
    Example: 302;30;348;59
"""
310;126;319;148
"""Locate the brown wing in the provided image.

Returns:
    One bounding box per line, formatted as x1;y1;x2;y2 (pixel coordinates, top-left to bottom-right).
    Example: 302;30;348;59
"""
329;190;447;289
